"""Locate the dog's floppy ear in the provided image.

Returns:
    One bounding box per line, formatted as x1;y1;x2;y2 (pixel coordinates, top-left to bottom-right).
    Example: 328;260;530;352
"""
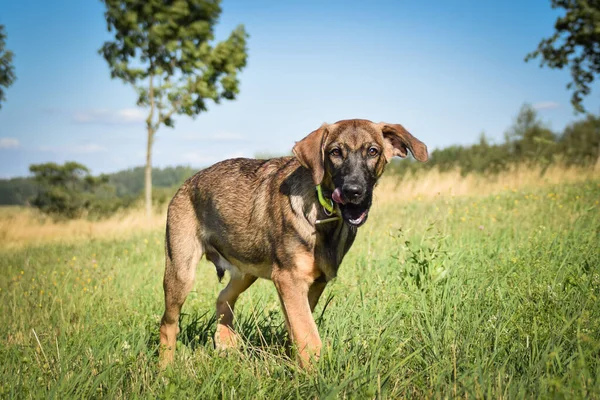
378;123;428;162
293;124;329;185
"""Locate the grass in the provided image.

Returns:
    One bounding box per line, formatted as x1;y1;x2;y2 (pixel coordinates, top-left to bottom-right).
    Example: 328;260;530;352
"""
1;168;599;398
0;206;166;250
1;163;595;250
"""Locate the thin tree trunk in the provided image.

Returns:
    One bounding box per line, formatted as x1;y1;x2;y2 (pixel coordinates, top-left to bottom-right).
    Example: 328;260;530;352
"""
145;72;156;218
145;128;154;218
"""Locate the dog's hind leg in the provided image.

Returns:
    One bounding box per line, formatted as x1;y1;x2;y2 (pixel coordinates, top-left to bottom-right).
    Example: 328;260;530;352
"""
159;196;202;368
214;272;257;351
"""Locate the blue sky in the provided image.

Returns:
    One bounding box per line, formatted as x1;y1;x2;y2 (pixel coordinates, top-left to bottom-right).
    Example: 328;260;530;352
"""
0;0;597;178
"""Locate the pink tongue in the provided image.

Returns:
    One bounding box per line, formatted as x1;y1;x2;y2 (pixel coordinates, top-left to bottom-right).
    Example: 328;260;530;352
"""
332;188;346;204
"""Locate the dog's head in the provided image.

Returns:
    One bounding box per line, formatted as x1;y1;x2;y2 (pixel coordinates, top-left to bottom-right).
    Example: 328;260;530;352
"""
293;119;428;227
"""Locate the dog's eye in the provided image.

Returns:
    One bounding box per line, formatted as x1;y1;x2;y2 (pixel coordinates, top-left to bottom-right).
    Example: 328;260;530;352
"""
330;148;341;157
368;147;379;157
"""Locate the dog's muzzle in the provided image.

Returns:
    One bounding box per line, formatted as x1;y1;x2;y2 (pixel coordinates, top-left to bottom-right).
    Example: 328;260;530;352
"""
332;187;371;227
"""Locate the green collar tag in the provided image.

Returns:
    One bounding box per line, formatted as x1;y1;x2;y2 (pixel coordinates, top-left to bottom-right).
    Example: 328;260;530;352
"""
316;184;335;215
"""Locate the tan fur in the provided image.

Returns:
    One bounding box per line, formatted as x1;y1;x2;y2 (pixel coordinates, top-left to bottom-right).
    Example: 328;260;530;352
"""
215;274;257;351
272;256;322;366
159;118;428;369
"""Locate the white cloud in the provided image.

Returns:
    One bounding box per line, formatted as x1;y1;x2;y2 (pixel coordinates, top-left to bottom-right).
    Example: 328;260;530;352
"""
532;101;560;110
0;138;19;149
39;143;107;154
72;108;146;125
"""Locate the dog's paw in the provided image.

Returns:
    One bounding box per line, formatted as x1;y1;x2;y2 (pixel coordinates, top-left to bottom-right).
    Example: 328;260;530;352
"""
214;325;240;353
158;344;175;370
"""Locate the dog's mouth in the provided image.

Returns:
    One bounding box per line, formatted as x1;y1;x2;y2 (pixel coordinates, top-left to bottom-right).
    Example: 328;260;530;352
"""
340;203;369;227
331;188;370;227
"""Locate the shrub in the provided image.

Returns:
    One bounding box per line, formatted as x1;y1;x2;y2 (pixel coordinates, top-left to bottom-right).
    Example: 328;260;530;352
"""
29;161;133;219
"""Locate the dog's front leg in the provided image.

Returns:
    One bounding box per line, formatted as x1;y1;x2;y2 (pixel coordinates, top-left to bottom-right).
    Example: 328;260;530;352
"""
272;254;322;368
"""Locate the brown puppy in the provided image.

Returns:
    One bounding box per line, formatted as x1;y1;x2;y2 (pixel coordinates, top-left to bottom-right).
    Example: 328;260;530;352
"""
159;119;428;368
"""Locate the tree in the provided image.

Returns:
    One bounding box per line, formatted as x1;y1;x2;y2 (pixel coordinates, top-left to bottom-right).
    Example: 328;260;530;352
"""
99;0;248;216
0;24;16;109
505;104;556;164
559;114;600;167
525;0;600;113
29;162;116;219
0;177;36;206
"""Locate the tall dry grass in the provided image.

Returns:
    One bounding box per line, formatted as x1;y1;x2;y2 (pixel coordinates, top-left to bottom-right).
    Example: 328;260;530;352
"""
375;163;600;203
0;207;167;250
1;164;597;249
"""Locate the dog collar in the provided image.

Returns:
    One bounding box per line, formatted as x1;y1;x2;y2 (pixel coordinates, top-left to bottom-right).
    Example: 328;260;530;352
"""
315;185;340;224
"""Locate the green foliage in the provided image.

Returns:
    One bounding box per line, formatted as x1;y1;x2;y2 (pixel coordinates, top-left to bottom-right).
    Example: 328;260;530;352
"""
99;0;249;215
1;180;599;397
0;165;195;207
0;177;36;205
505;104;557;164
426;137;511;175
506;104;555;162
29;162;132;219
108;165;196;197
559;114;600;166
99;0;248;126
388;103;599;177
3;105;598;213
395;225;449;290
0;24;16;109
525;0;600;112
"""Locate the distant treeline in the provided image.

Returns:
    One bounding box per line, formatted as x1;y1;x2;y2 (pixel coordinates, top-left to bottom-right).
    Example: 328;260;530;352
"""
1;104;598;217
387;104;600;176
0;165;196;206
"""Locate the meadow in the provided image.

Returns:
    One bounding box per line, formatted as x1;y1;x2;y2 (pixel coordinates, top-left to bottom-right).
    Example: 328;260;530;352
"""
1;165;599;398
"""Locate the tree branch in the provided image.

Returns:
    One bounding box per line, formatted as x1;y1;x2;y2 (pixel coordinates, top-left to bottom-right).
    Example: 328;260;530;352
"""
156;101;181;129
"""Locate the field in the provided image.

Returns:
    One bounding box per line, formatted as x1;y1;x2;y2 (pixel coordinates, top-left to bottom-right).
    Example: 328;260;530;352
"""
1;166;599;398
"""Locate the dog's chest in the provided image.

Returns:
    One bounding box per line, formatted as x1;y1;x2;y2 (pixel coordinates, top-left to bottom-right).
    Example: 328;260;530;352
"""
316;222;357;280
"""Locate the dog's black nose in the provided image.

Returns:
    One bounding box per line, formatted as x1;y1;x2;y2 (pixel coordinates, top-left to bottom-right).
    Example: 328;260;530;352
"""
342;184;364;200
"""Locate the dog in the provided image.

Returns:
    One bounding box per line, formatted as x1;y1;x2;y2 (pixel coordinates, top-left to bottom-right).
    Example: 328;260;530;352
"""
159;119;428;368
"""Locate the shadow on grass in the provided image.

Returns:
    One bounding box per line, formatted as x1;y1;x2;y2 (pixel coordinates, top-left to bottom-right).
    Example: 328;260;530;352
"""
146;295;334;360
